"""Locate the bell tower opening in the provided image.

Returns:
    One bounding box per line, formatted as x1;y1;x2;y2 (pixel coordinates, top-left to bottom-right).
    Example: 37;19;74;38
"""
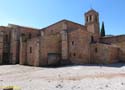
85;9;99;21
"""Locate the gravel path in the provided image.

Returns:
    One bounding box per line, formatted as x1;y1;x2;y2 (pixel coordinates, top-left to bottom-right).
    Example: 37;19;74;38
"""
0;64;125;90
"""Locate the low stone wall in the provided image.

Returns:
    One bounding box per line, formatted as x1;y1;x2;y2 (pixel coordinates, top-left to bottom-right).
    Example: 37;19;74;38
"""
100;35;125;62
115;42;125;62
90;43;119;64
100;35;125;44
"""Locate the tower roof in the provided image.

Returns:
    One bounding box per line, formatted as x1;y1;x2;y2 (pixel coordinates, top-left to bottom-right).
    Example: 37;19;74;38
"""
85;9;99;16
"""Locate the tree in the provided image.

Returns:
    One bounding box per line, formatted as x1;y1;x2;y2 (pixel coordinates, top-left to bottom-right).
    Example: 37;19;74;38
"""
101;21;105;37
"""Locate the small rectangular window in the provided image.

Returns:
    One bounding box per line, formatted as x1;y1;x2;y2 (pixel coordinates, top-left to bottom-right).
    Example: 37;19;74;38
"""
30;47;32;53
29;33;32;39
73;53;76;56
90;15;92;21
72;41;74;45
95;48;98;53
86;16;89;22
91;36;94;43
5;34;8;42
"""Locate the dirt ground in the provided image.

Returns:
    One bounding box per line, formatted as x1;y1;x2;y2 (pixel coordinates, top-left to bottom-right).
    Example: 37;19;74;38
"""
0;64;125;90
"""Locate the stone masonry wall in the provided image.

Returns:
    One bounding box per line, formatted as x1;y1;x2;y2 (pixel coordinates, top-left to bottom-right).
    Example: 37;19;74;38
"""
10;25;39;64
100;35;125;62
40;20;86;65
90;43;119;64
10;29;19;64
68;28;91;64
39;34;61;66
26;37;40;66
115;42;125;62
100;35;125;44
0;31;4;64
43;20;67;36
19;37;27;65
61;30;68;64
39;20;67;66
0;26;11;64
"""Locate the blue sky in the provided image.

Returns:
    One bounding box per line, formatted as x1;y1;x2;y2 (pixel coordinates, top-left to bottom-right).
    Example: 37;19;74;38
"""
0;0;124;35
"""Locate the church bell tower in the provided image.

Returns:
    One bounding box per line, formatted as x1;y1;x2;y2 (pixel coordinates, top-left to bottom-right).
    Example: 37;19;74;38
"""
85;9;100;42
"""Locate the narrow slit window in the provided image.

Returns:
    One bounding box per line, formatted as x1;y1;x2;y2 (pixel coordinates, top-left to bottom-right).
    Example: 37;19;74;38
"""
95;48;98;53
86;16;89;22
95;16;98;22
73;53;76;56
29;33;32;39
91;36;94;43
72;41;74;45
90;15;92;21
5;34;8;42
30;47;32;53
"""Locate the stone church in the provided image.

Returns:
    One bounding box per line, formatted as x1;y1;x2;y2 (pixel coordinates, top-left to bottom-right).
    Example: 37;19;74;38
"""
0;9;125;66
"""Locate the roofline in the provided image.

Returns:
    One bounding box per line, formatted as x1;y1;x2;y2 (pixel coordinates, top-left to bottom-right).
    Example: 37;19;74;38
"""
40;19;84;30
8;24;40;30
85;9;99;16
101;35;125;39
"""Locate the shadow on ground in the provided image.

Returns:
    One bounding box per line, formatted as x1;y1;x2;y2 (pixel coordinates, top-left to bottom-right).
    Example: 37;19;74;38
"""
46;63;125;68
